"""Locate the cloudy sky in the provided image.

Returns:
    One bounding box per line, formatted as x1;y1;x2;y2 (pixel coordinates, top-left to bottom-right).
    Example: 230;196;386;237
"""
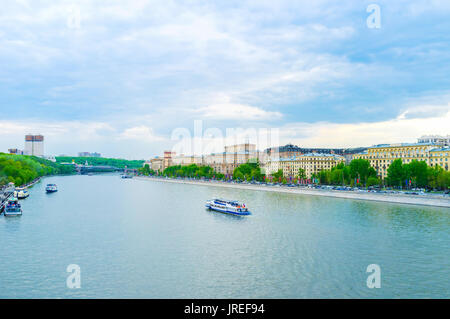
1;0;449;159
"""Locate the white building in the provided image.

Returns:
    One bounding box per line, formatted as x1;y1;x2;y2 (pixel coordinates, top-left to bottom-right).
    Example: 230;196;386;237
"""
24;135;44;157
418;135;450;147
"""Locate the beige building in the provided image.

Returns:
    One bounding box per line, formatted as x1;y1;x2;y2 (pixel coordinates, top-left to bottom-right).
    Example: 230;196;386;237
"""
352;142;439;179
264;153;345;179
172;154;203;166
152;143;268;176
225;143;256;153
163;151;176;170
149;157;164;172
203;150;259;176
429;147;450;171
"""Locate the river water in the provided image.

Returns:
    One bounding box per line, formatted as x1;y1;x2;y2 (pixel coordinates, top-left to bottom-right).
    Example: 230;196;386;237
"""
0;174;449;298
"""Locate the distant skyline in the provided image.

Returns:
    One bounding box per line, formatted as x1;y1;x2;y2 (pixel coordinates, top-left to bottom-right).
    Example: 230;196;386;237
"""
1;1;450;159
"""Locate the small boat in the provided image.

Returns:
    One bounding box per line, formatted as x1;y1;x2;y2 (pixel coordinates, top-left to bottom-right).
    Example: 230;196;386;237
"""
4;197;23;216
121;174;133;179
15;188;30;199
205;199;251;216
46;184;58;193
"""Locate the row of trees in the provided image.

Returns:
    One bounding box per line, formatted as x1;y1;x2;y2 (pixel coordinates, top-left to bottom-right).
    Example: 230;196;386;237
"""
386;159;449;189
306;158;449;190
161;164;225;179
312;159;379;187
138;164;156;176
56;156;144;169
139;158;449;190
0;154;75;187
232;160;264;181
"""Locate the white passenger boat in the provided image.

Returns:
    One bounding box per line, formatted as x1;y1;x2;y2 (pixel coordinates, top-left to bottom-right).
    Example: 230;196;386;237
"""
205;199;251;216
4;197;23;216
46;184;58;193
15;188;29;199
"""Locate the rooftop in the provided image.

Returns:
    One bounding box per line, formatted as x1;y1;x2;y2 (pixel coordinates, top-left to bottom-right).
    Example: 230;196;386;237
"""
270;153;345;162
369;142;440;148
430;147;450;152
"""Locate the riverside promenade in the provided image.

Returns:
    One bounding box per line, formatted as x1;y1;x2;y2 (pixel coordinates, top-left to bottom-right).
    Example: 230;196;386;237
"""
136;176;450;208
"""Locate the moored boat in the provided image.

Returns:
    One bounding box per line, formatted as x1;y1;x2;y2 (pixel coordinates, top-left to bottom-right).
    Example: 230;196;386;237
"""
121;174;133;179
46;184;58;193
205;199;251;216
15;188;30;199
4;197;22;216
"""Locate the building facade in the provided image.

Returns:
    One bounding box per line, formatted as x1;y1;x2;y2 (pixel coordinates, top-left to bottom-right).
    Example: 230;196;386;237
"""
156;143;263;176
24;135;44;157
203;150;259;176
150;157;164;172
264;153;345;179
352;142;440;179
172;154;203;166
8;148;24;155
224;143;256;153
265;144;347;160
429;147;450;171
163;151;176;170
418;135;450;147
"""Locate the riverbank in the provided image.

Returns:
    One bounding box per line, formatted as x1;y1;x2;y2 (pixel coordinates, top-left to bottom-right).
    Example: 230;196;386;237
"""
136;176;450;208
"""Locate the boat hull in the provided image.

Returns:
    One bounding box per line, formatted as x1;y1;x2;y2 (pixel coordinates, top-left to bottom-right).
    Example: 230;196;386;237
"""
46;190;57;193
4;211;22;216
17;192;29;199
205;205;251;216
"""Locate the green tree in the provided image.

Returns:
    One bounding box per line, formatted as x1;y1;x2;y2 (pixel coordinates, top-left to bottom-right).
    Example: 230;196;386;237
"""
349;159;376;185
404;160;428;188
271;169;284;180
367;176;381;187
387;159;405;187
297;168;306;180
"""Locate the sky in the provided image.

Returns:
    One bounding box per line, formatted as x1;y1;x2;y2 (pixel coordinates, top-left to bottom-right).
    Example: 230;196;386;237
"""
0;0;450;159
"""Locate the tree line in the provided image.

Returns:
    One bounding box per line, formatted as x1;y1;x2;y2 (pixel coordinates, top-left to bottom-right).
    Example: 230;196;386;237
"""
0;154;76;187
56;156;144;169
138;158;449;190
306;158;449;190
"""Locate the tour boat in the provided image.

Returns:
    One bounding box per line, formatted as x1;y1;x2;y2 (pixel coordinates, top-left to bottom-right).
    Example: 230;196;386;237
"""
46;184;58;193
15;188;30;199
205;199;251;216
4;197;22;216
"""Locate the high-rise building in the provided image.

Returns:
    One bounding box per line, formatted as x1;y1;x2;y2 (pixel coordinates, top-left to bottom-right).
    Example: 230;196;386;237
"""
24;135;44;157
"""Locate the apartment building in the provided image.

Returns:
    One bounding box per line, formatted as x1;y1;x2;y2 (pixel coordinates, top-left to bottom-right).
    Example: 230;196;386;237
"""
264;153;345;178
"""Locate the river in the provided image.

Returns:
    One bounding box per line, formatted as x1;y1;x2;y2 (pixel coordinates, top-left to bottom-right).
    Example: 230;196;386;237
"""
0;174;449;298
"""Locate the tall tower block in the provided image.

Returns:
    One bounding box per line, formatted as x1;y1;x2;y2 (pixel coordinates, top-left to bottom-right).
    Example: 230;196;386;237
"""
24;134;44;157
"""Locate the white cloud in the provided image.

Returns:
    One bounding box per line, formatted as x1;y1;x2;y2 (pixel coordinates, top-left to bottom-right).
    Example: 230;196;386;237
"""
198;103;282;121
118;126;165;142
277;104;450;148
